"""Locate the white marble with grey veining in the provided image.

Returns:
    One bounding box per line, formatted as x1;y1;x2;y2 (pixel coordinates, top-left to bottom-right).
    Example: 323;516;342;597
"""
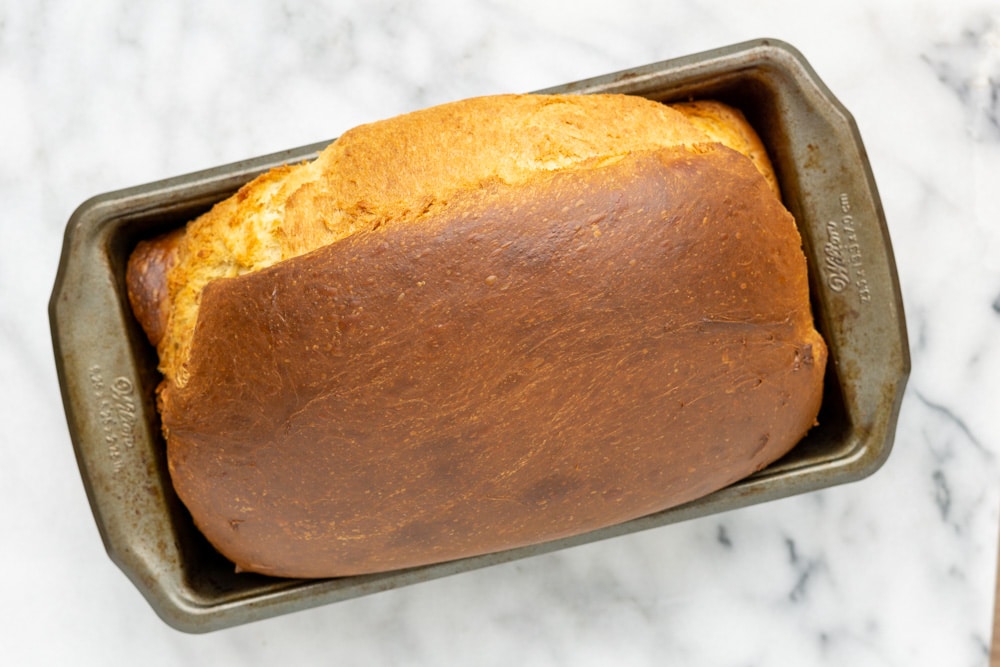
3;0;1000;664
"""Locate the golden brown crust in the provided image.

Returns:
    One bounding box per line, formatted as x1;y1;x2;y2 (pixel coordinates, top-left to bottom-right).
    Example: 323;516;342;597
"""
127;93;827;578
126;227;183;348
162;145;825;578
671;100;781;196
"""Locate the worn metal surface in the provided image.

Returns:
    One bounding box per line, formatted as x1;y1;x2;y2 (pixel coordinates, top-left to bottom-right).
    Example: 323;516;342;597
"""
49;38;909;633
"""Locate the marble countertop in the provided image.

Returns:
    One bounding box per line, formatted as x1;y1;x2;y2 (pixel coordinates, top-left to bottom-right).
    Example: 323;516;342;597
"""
3;1;999;664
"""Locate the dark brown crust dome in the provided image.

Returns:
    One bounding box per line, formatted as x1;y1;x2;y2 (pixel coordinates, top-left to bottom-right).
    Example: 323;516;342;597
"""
160;145;826;578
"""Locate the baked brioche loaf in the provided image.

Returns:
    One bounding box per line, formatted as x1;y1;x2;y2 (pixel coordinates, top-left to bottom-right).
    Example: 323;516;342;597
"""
127;93;826;578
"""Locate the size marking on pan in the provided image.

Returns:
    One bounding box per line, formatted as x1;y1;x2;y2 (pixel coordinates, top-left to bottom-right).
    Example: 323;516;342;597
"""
88;365;138;474
821;192;872;305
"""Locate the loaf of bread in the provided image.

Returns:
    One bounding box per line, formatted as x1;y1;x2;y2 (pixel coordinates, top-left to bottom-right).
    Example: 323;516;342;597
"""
127;93;826;578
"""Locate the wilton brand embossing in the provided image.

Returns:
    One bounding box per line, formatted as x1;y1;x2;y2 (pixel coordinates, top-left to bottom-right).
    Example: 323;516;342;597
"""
823;220;851;293
822;193;872;304
89;365;138;474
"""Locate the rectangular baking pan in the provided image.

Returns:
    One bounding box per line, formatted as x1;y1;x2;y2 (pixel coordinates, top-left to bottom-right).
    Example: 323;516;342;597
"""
50;38;909;632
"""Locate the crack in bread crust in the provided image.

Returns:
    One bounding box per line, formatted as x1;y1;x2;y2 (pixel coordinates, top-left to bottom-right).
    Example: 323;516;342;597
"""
127;94;778;388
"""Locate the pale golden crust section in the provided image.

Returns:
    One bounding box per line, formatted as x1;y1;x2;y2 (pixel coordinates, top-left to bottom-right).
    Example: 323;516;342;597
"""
130;93;782;387
671;100;781;196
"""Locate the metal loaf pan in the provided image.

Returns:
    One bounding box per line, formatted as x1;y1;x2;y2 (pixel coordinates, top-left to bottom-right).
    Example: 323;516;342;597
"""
49;39;909;632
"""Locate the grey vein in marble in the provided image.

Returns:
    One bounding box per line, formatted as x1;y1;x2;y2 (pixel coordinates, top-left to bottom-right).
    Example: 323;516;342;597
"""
923;13;1000;141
